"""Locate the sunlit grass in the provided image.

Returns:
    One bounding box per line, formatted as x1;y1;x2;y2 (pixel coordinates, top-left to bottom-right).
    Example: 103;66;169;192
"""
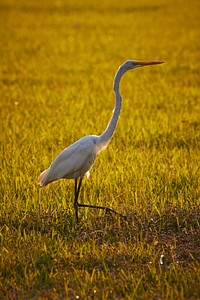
0;0;199;298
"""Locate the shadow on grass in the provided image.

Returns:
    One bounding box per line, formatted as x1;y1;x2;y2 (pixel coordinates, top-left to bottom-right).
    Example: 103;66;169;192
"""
0;205;199;299
1;205;199;267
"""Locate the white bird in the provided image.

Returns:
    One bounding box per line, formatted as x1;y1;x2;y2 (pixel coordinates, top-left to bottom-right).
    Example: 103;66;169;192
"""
38;60;163;221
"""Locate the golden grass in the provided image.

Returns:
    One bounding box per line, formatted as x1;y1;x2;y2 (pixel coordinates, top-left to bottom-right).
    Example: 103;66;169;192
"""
0;0;199;298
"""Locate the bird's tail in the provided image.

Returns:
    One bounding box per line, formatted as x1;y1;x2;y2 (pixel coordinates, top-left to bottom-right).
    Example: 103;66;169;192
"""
38;168;50;186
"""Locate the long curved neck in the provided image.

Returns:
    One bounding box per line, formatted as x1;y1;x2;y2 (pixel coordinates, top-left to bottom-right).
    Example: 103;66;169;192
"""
97;66;126;152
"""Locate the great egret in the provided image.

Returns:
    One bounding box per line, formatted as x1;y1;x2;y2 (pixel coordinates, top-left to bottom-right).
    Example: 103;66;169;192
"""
38;60;163;221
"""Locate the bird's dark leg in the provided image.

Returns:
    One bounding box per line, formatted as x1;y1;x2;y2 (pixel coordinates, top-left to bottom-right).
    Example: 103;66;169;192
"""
74;177;83;222
74;178;78;222
74;177;126;221
78;202;126;218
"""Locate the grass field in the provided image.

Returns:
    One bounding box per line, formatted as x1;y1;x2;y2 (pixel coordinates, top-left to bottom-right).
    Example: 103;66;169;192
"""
0;0;200;298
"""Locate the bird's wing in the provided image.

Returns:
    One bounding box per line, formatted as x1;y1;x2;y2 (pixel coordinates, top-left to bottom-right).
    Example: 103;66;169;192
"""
42;136;97;185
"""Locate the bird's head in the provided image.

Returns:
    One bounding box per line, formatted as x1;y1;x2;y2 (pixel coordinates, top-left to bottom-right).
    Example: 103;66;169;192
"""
120;60;164;71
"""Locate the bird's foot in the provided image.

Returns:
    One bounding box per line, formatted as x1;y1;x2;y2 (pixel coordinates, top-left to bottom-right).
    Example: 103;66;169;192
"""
105;207;127;219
